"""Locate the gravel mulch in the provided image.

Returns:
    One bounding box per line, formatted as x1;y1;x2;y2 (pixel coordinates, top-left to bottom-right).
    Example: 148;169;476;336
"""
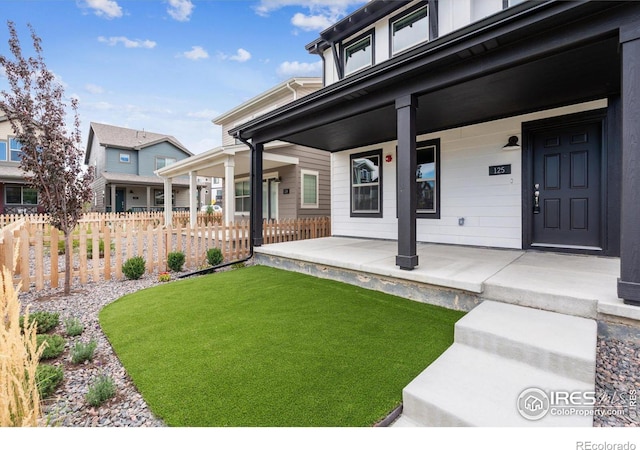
17;270;640;427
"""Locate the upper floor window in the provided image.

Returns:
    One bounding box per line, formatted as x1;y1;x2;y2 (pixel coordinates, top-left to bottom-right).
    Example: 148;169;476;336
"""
351;149;382;217
0;140;6;161
119;153;130;163
156;156;176;170
9;138;22;162
343;32;374;76
391;5;429;55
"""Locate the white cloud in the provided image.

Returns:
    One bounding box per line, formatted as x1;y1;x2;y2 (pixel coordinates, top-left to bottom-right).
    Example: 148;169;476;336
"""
187;109;219;119
277;60;322;77
166;0;194;22
291;12;333;31
98;36;157;49
182;46;209;60
219;48;252;63
82;0;123;19
84;83;104;95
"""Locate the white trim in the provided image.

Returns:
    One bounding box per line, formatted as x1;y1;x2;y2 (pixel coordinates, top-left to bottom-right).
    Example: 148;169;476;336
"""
300;169;319;209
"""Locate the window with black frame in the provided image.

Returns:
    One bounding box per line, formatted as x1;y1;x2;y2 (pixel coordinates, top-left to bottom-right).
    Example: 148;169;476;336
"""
396;139;441;219
351;150;382;217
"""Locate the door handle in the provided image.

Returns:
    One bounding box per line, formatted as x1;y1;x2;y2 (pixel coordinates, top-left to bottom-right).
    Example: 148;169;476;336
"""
533;183;540;214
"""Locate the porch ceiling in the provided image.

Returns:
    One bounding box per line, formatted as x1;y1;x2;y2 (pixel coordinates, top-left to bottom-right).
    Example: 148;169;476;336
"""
234;1;634;152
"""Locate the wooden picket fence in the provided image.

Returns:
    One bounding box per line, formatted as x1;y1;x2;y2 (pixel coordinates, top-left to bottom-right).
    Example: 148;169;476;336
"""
0;214;331;293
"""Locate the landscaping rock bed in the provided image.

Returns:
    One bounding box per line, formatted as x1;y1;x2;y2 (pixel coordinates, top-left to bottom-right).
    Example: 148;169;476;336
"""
18;272;639;427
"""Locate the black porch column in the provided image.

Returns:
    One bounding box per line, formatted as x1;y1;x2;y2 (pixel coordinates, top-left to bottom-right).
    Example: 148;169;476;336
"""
251;142;264;247
618;23;640;306
395;94;418;270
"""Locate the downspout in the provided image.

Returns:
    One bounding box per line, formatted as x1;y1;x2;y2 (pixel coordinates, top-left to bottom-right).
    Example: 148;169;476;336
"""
285;80;297;101
316;42;326;86
178;132;255;278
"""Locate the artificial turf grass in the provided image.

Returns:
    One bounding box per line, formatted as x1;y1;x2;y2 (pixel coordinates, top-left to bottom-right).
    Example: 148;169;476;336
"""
99;265;465;427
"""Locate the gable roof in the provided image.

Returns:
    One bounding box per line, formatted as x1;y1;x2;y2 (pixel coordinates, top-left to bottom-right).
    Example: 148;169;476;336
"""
85;122;192;164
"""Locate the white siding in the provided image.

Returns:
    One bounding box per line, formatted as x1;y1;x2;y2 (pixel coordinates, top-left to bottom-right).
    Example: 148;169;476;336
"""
331;99;607;249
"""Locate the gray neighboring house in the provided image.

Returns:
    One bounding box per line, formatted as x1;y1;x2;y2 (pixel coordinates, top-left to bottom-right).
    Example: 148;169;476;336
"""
85;122;205;213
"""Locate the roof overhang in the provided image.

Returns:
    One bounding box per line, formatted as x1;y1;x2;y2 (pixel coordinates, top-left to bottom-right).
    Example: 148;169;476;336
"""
233;1;636;152
155;143;299;179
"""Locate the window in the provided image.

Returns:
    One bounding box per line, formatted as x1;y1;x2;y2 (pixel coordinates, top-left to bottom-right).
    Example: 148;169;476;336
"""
119;153;130;163
5;185;38;205
343;32;373;76
391;5;429;55
154;189;174;207
9;138;22;162
351;150;382;217
0;140;6;161
156;156;177;170
235;180;251;213
301;170;319;208
412;139;440;219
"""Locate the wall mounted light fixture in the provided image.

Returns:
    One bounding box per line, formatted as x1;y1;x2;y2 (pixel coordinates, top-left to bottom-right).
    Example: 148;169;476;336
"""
503;136;520;151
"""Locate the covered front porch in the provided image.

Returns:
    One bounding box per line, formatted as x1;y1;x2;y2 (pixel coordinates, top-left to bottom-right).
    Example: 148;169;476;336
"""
254;237;639;324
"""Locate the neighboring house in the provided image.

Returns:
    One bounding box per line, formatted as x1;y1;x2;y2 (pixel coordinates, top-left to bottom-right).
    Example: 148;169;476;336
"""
230;1;640;306
85;122;204;213
0;113;41;214
156;77;330;226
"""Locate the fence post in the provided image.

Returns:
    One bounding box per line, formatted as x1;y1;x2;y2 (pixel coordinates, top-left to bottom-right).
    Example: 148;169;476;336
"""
104;224;111;281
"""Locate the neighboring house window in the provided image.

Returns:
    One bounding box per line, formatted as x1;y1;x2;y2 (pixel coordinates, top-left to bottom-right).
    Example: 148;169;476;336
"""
154;189;174;207
343;31;374;76
119;153;130;163
0;140;6;161
235;180;250;213
390;5;429;56
301;169;319;209
9;138;22;162
156;156;177;170
5;185;38;205
416;139;440;219
351;150;382;217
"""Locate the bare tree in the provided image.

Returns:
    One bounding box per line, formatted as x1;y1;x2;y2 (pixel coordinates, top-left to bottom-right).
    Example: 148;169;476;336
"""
0;21;93;294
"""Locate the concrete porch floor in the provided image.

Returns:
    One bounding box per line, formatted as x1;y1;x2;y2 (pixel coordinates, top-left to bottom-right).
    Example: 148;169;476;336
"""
254;237;640;324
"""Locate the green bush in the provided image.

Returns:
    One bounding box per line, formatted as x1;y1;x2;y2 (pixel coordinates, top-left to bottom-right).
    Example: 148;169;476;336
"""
36;364;64;398
167;251;185;272
206;248;223;266
70;340;97;364
37;334;66;360
57;239;79;255
20;311;60;334
85;374;116;407
64;317;84;337
122;256;146;280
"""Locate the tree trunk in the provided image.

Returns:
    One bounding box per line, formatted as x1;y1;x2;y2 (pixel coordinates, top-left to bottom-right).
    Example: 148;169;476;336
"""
64;231;71;295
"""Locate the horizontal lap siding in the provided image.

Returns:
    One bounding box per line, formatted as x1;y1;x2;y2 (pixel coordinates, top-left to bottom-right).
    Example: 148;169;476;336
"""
331;99;607;249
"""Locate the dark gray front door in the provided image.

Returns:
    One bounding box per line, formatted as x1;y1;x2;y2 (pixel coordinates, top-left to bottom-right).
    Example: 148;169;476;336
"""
115;188;126;213
531;121;602;250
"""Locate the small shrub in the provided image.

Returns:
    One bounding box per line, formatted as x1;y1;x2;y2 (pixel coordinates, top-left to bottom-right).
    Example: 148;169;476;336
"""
64;317;84;337
205;205;214;215
86;239;114;259
206;248;223;266
20;311;60;334
36;364;64;398
122;256;146;280
158;272;171;282
85;374;116;407
70;340;97;364
167;251;185;272
57;239;79;255
37;334;66;360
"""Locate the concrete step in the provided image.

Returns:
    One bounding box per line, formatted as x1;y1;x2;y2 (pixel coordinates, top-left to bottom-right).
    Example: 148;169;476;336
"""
455;300;597;383
398;343;595;427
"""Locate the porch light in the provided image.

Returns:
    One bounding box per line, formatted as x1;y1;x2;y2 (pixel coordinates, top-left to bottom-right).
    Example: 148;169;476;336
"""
503;136;520;151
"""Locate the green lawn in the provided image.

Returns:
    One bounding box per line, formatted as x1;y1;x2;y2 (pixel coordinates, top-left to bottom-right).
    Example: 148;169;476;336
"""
99;265;464;427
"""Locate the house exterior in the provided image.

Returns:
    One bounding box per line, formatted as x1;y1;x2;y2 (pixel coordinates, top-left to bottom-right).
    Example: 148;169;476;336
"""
0;113;42;214
85;122;203;213
156;77;330;226
230;1;640;307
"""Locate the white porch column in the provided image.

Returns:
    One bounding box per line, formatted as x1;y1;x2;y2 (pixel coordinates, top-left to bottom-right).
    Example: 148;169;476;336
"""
189;171;198;228
163;177;172;227
224;156;235;226
110;184;116;213
146;186;151;212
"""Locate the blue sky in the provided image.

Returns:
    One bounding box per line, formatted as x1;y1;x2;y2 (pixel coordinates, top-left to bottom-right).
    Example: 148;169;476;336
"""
0;0;368;153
